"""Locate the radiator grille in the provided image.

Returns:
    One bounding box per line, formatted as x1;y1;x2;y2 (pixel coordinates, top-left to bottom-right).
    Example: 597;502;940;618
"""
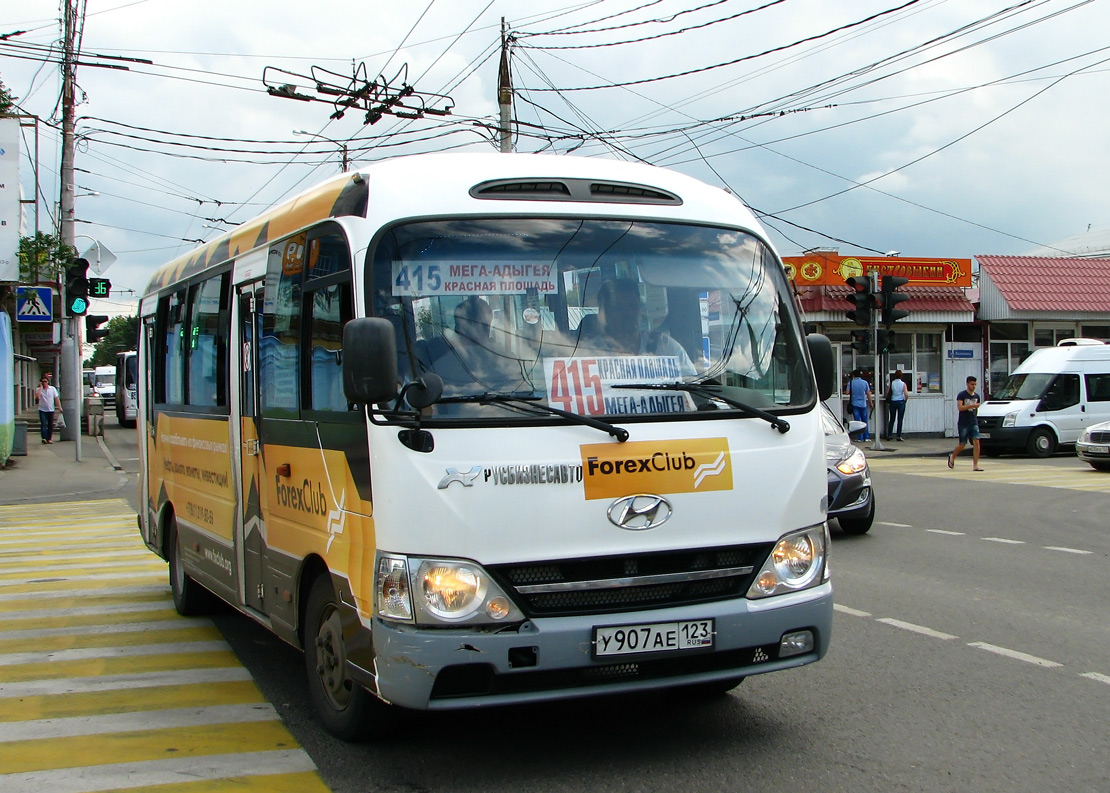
488;544;769;618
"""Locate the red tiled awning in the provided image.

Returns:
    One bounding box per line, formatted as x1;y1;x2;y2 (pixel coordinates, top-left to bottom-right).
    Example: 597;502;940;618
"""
977;255;1110;312
796;285;974;315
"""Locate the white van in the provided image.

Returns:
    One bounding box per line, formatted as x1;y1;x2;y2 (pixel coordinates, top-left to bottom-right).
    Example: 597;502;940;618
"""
977;340;1110;457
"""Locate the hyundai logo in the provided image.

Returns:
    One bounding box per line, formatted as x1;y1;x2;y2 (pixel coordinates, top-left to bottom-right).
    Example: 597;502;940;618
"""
607;494;672;530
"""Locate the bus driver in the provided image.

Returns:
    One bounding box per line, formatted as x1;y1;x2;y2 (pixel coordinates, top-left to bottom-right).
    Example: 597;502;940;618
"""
589;278;696;376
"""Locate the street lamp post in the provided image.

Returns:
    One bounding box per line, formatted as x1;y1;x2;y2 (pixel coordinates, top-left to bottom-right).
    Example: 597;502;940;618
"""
293;130;349;172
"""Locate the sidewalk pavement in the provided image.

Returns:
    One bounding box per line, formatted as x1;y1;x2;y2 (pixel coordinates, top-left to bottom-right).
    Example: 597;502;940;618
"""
0;430;132;506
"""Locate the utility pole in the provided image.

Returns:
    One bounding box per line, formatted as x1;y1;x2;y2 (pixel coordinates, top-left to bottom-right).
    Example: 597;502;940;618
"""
497;18;512;153
59;0;83;461
870;271;886;453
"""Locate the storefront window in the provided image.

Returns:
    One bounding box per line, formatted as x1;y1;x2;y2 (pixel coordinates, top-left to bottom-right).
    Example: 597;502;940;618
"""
1080;325;1110;341
988;322;1029;397
915;332;942;393
1033;326;1074;347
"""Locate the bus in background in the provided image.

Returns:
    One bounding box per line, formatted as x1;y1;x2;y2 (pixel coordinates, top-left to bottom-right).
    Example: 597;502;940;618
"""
136;152;836;741
115;351;138;427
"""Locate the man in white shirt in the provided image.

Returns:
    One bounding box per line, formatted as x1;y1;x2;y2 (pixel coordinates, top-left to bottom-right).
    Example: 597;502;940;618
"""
34;376;62;444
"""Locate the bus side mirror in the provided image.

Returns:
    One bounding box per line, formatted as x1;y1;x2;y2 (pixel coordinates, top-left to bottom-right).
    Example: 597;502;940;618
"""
343;318;400;406
807;333;835;400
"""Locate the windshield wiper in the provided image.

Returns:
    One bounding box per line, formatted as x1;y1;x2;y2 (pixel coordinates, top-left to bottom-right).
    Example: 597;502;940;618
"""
612;382;789;434
437;392;630;442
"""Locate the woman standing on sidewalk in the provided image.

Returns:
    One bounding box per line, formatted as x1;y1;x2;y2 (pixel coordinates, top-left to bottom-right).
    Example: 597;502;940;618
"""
34;376;61;444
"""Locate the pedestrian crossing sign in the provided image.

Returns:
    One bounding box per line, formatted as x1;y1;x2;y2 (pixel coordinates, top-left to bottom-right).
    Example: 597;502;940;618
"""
16;286;53;322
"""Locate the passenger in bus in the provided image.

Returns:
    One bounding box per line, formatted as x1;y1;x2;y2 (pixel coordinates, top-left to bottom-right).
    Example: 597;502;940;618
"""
586;279;696;376
422;296;520;393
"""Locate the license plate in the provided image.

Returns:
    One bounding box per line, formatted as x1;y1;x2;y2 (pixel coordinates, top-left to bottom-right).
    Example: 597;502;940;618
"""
1086;444;1109;454
594;619;714;657
979;432;990;439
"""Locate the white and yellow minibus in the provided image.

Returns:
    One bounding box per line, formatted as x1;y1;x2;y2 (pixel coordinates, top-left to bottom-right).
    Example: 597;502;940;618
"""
137;152;837;740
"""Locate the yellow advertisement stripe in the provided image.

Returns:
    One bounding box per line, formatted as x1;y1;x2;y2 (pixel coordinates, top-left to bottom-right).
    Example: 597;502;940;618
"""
0;650;241;683
0;680;265;723
0;720;298;775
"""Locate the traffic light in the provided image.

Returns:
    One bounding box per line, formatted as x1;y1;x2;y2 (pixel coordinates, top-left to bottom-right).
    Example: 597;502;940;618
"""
877;329;897;354
880;275;910;327
66;259;90;316
850;329;870;354
86;315;110;343
845;275;875;326
88;277;112;298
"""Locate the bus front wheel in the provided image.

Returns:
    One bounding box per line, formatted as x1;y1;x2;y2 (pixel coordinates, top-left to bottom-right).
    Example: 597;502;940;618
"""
166;515;216;616
304;575;381;741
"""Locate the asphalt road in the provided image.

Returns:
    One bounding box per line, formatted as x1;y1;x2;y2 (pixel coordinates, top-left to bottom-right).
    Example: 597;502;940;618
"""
96;425;1109;793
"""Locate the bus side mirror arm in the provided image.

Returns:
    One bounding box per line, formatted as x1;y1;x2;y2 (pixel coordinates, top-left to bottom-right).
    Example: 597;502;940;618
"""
807;333;836;401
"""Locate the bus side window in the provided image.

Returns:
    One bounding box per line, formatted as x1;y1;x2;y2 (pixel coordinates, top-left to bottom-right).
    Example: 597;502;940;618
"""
307;280;354;411
186;273;229;408
158;290;187;405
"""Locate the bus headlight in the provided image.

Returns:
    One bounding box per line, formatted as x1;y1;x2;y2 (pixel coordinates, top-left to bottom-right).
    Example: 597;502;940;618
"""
747;524;828;599
376;554;524;625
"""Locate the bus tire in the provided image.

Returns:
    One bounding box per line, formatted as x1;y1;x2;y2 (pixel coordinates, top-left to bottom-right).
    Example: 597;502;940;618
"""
1026;427;1056;458
304;574;380;741
166;514;216;616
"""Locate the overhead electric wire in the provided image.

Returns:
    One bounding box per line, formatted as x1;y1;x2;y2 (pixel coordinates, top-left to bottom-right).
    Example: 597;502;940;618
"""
522;0;923;91
517;0;788;49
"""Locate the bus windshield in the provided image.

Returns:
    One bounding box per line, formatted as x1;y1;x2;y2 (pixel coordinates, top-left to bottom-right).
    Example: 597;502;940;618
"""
371;217;811;420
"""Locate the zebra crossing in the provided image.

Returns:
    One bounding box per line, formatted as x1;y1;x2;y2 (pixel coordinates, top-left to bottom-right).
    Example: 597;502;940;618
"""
0;499;331;793
867;456;1110;493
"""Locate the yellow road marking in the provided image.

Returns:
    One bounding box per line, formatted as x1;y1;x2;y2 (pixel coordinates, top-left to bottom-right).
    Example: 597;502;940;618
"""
0;625;223;654
92;771;332;793
0;720;298;775
0;650;241;683
0;680;265;723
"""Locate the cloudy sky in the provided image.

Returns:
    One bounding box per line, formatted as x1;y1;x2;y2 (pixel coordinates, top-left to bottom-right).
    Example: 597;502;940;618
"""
3;0;1108;316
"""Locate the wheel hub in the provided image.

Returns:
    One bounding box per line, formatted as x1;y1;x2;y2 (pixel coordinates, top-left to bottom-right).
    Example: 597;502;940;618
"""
314;606;351;709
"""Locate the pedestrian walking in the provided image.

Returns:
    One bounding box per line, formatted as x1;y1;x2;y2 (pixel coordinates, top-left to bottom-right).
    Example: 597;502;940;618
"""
846;369;874;440
886;369;908;440
34;375;62;444
948;375;983;470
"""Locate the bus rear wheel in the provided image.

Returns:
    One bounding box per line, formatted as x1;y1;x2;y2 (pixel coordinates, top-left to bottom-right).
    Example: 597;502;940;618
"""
304;575;382;741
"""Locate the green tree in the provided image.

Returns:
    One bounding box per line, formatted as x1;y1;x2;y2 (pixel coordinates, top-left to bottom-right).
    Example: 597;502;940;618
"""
87;315;140;366
18;231;76;284
0;76;15;113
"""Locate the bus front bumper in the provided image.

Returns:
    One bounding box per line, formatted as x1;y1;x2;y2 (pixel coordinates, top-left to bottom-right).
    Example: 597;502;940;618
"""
354;583;832;710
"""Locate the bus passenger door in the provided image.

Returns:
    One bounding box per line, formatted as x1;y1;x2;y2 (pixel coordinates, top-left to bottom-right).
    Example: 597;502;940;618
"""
237;282;267;612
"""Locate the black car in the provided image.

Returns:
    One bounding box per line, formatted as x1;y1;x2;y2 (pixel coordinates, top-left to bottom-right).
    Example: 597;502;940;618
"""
821;402;875;534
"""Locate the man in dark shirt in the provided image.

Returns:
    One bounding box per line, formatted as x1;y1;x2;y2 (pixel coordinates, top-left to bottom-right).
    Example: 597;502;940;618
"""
948;375;983;470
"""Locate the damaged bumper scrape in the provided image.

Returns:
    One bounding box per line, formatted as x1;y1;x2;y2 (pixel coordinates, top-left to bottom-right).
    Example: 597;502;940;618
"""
355;585;831;711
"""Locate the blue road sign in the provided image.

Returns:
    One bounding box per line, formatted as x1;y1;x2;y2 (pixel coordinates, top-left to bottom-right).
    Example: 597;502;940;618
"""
16;287;53;322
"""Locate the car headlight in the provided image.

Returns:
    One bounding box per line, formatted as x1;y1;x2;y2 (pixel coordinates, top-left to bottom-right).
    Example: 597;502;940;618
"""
1002;411;1018;428
376;554;524;625
747;524;829;599
835;447;868;475
1078;429;1091;444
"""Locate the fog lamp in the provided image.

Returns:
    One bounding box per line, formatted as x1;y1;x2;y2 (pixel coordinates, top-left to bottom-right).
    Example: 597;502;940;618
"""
779;630;815;658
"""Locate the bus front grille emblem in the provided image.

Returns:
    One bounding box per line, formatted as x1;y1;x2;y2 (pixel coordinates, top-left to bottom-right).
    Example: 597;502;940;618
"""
607;494;672;530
